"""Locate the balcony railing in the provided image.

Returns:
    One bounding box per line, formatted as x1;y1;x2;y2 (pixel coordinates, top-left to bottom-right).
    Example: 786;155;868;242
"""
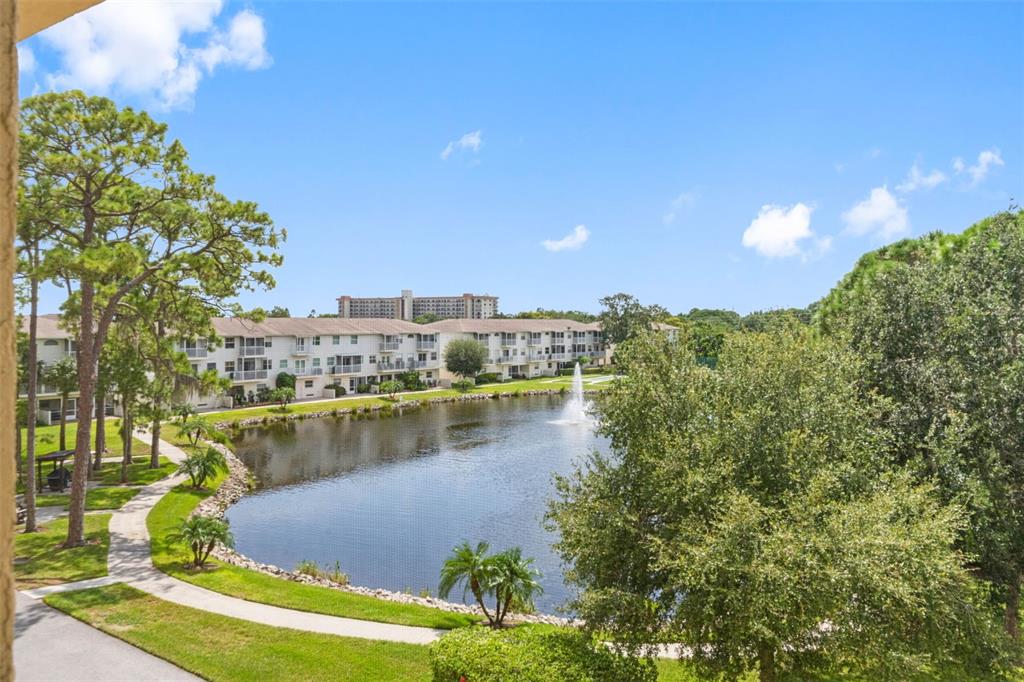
527;338;543;346
229;370;268;381
377;360;429;372
238;346;266;357
330;365;362;374
181;347;208;359
292;345;310;355
416;341;436;350
293;367;324;377
379;342;401;352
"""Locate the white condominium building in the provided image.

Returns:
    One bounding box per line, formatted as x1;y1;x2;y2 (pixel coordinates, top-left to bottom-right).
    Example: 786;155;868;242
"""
337;289;499;320
20;315;620;416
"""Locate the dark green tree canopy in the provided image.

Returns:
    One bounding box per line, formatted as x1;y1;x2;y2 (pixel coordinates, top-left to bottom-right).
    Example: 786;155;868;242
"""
443;338;487;380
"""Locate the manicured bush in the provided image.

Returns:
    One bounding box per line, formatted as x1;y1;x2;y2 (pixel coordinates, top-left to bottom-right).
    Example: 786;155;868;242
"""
400;370;425;391
275;372;296;390
452;379;475;392
429;626;656;682
475;372;502;385
356;383;372;394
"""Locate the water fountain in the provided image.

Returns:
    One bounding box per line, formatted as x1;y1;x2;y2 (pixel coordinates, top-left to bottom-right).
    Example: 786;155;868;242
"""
556;362;590;425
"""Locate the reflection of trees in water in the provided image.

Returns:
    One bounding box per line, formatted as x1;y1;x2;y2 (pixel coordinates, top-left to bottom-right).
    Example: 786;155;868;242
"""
233;398;566;489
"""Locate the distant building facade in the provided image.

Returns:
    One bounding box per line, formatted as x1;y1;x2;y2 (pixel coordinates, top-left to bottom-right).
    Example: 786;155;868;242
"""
337;290;498;320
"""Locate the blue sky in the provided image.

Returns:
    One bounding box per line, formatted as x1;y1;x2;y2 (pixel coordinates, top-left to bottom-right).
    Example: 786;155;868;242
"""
19;1;1024;316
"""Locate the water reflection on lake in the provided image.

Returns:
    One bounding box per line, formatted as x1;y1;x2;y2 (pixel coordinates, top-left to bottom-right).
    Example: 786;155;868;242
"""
225;396;607;614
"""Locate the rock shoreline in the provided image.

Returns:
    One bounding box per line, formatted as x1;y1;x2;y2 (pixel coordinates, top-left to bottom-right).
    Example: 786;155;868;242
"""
192;389;585;627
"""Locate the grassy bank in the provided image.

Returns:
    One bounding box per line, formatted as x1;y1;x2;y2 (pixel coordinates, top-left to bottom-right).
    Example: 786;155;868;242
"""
20;420;149;462
46;584;433;681
14;514;111;588
148;472;478;629
200;374;615;426
35;486;141;511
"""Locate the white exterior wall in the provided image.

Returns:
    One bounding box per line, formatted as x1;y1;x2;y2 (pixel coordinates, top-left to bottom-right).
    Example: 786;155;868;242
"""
435;329;609;384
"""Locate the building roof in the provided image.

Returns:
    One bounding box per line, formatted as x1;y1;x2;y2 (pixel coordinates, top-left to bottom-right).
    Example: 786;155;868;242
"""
21;314;73;339
211;317;426;337
424;318;602;333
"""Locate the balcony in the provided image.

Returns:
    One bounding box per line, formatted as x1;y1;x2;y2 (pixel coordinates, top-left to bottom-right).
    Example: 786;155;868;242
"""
379;342;401;352
330;365;362;375
229;370;268;381
182;347;208;359
293;367;324;377
527;338;543;346
292;344;311;356
377;360;429;372
238;346;266;357
416;341;436;350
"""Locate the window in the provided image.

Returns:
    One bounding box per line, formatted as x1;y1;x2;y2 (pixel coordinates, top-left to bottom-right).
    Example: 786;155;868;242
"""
431;352;437;360
312;357;321;367
350;335;358;344
304;380;313;388
279;359;288;369
191;364;198;373
225;361;235;373
332;335;340;345
313;336;321;346
225;337;236;349
43;339;58;346
265;340;272;348
207;362;216;371
369;355;376;364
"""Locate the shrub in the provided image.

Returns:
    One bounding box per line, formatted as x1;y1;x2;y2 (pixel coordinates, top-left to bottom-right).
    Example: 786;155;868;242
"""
172;515;234;568
429;626;656;682
275;372;296;390
269;386;295;409
400;370;426;391
452;379;475;393
475;372;502;385
356;383;372;394
379;379;404;399
176;447;227;489
295;559;349;585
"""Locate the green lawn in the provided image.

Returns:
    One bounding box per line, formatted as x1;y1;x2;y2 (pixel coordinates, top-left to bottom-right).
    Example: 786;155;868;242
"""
46;584;433;682
148;473;478;630
14;514;111;588
35;486;141;511
93;456;176;486
201;374;615;426
21;419;149;462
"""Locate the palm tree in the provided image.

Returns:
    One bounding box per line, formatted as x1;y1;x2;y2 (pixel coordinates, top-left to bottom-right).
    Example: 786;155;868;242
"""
179;414;215;447
171;515;234;567
177;447;226;489
43;357;78;451
489;547;543;626
438;541;497;625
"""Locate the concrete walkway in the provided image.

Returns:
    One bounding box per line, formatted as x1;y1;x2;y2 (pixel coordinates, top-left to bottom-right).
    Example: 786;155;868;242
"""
14;592;199;681
104;436;445;644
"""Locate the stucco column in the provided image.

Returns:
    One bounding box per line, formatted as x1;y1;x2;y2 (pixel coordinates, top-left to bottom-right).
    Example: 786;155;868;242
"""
0;0;17;678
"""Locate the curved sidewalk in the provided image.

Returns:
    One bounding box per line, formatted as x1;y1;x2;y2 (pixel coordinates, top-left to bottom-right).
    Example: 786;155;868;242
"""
104;436;446;645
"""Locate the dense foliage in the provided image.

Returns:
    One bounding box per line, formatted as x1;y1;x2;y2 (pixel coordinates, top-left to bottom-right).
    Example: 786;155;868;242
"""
819;209;1024;639
429;626;656;682
443;338;487;381
549;327;1012;681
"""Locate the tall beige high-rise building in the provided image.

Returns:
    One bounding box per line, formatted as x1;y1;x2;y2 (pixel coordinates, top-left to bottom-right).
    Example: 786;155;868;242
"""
337;290;498;320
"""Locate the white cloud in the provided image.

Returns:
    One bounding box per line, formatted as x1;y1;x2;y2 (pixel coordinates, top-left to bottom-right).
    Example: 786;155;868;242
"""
896;162;947;193
741;203;825;259
842;186;908;240
440;130;483;161
541;224;589;252
954;148;1004;186
17;45;35;74
37;1;270;110
662;191;697;225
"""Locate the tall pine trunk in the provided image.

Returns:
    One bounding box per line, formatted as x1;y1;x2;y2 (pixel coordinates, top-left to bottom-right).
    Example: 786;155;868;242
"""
120;408;133;485
24;267;39;532
93;392;105;472
65;281;96;547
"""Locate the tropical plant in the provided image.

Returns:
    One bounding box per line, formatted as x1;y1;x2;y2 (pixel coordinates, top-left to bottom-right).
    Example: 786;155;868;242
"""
438;541;497;625
178;415;215;447
176;447;226;489
275;371;296;390
443;339;487;383
488;547;543;625
576;355;592;366
379;380;403;400
172;515;234;568
451;379;475;393
269;386;295;409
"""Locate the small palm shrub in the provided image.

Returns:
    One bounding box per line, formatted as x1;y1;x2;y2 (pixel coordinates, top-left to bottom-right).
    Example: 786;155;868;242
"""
179;415;216;446
172;515;234;568
439;542;542;627
452;379;475;392
177;446;226;489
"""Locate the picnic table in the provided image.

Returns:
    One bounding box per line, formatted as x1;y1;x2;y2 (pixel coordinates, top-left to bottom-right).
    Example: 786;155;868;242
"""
36;449;74;492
